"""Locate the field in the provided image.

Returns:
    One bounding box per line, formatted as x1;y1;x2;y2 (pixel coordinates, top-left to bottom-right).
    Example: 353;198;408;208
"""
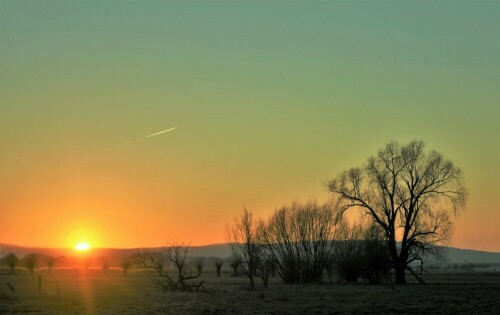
1;268;499;314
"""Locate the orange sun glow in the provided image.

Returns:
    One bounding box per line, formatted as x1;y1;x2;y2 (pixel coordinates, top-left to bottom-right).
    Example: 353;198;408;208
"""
75;242;91;251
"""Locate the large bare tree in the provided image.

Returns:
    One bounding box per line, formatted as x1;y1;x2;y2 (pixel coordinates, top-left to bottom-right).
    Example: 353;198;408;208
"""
327;140;466;284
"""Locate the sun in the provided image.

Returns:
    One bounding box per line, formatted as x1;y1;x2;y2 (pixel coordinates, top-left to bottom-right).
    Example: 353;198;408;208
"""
75;242;91;251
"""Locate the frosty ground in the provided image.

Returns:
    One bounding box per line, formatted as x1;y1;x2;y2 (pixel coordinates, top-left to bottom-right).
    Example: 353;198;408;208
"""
1;269;499;314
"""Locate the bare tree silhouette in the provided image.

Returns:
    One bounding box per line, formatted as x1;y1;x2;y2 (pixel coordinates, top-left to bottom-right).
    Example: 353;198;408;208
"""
120;256;134;276
215;258;224;277
45;256;59;274
255;249;275;288
361;224;391;284
228;253;242;276
100;257;110;275
137;242;205;292
259;201;341;284
327;140;467;284
327;221;391;284
5;253;19;274
226;208;261;289
195;257;205;274
333;220;365;283
23;253;38;276
324;254;336;284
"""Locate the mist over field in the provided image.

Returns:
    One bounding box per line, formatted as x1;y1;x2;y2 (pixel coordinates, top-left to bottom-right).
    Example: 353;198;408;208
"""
2;243;500;265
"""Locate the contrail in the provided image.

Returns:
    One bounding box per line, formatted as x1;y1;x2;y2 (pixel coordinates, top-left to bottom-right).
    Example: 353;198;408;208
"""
111;127;178;149
143;127;178;139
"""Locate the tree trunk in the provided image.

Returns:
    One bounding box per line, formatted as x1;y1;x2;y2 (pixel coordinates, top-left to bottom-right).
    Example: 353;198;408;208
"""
326;268;333;284
263;277;268;288
395;263;406;284
216;266;221;277
388;232;407;284
248;274;255;289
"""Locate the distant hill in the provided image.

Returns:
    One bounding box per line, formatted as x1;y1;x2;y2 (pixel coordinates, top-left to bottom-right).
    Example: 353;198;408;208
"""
444;247;500;264
0;243;233;260
1;243;498;264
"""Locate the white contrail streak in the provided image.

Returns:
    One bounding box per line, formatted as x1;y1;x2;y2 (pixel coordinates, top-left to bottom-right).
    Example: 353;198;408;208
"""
111;127;178;149
144;127;178;139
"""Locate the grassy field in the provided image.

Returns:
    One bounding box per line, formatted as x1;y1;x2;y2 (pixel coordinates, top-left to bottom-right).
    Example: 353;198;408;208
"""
1;268;499;314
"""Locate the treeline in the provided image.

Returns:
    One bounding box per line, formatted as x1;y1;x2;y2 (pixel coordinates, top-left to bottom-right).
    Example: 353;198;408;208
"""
227;201;392;289
0;253;138;276
1;253;60;275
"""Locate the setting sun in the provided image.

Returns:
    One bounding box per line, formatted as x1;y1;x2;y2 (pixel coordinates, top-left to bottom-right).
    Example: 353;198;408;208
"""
75;242;91;251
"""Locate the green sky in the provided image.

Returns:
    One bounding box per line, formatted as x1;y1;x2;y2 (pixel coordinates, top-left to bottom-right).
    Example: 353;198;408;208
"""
1;0;499;250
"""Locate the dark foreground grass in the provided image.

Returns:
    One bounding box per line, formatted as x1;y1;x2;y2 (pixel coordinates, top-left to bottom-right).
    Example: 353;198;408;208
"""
1;269;499;314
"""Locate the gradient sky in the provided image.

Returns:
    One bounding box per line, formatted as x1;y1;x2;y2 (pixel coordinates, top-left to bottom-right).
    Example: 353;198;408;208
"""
1;1;499;251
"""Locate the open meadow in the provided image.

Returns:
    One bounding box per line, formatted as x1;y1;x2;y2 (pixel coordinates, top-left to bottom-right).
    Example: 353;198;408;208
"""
1;268;499;314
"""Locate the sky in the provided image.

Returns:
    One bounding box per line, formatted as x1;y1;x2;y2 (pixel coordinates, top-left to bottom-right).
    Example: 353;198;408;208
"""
0;0;499;251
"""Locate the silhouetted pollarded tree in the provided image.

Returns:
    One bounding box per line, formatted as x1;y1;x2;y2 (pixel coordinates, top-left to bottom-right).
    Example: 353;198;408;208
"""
226;208;261;289
195;257;205;274
120;256;134;276
100;257;110;275
215;258;224;277
328;140;467;284
136;242;206;292
5;253;19;274
45;255;59;274
23;253;38;275
254;242;275;288
228;253;242;276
